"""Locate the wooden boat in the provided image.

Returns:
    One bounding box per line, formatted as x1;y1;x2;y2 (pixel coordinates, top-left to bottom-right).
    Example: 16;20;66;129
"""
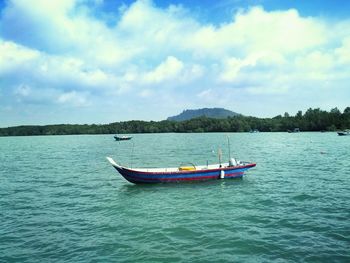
106;157;256;184
114;135;132;141
337;130;350;136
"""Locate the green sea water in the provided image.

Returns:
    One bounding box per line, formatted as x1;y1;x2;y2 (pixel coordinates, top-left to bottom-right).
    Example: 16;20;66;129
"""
1;132;349;262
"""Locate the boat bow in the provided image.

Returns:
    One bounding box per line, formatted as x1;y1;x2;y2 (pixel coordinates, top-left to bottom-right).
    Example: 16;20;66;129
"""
106;156;122;168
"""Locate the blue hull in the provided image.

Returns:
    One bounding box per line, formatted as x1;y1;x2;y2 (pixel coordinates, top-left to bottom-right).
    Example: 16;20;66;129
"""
112;164;256;184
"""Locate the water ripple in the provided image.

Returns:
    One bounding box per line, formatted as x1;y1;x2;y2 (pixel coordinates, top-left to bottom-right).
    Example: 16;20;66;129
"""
1;133;349;262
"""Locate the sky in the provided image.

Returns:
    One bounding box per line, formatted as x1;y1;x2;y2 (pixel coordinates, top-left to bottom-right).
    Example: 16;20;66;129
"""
1;0;350;127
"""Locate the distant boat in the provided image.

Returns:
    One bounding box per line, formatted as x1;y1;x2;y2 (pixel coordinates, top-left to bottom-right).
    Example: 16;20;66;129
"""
106;157;256;184
114;135;132;141
337;130;350;136
287;128;300;133
249;129;259;133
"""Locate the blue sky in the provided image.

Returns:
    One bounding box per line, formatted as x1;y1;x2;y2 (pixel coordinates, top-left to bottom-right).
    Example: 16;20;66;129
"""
1;0;350;127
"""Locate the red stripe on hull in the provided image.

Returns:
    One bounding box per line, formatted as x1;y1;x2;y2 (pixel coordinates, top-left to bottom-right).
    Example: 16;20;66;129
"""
122;171;245;183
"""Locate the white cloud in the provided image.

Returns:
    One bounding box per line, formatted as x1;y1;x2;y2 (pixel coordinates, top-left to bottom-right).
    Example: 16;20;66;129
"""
196;87;238;108
182;64;205;82
57;91;89;106
0;39;123;95
296;51;334;71
1;0;135;67
0;40;40;73
184;6;327;57
143;56;184;84
335;37;350;65
234;7;327;53
294;51;335;81
12;84;60;105
0;0;349;125
219;53;263;82
130;57;203;86
117;0;197;59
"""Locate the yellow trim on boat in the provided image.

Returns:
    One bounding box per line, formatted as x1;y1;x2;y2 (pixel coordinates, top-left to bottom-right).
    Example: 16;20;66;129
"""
179;166;196;171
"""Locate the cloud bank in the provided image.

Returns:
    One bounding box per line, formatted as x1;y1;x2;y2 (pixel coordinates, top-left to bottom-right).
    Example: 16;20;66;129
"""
0;0;349;126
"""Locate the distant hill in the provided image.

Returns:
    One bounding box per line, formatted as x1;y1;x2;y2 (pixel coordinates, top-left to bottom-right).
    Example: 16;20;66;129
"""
167;108;240;121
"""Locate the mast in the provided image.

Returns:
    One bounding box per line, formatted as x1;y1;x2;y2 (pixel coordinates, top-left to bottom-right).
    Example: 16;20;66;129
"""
227;135;231;161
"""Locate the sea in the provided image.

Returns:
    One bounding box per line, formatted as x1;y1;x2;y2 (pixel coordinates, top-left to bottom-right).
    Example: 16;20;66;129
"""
1;132;349;262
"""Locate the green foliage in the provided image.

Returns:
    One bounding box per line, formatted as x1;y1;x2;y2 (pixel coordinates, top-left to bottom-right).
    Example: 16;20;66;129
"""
0;107;349;136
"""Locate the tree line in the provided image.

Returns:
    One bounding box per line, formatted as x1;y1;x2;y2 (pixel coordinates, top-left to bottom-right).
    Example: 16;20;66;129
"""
0;107;349;136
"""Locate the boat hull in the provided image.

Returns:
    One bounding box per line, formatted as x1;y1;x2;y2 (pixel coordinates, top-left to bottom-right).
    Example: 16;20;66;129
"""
114;136;132;141
111;163;256;184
